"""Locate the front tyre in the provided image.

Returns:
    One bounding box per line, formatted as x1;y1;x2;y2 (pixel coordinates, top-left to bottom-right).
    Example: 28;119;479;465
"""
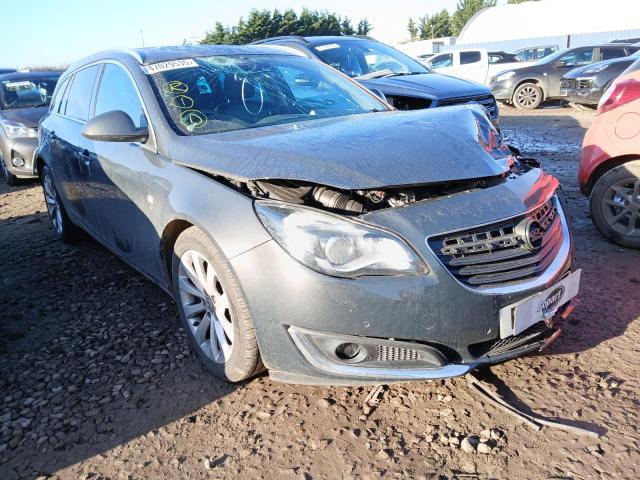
512;83;543;110
590;160;640;249
0;153;19;186
172;227;262;382
41;164;82;242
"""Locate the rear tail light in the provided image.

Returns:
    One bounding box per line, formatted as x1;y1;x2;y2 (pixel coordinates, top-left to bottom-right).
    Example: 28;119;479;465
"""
597;78;640;115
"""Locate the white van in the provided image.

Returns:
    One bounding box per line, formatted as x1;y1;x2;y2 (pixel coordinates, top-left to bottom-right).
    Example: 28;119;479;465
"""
426;49;530;85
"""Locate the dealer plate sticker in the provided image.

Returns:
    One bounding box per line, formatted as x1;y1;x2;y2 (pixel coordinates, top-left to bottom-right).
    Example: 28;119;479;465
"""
142;59;198;75
499;269;581;338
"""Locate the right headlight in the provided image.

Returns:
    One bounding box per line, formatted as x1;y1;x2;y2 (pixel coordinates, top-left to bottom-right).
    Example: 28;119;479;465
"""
254;201;428;278
0;120;37;139
495;71;516;82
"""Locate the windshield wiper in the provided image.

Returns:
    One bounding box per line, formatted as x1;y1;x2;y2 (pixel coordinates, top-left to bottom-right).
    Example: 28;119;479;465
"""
385;71;425;77
353;69;395;80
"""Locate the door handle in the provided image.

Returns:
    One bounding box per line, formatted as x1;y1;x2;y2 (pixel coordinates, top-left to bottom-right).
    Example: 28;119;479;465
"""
79;149;91;166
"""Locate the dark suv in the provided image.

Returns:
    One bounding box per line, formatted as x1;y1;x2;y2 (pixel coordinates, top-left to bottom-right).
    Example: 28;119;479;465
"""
252;36;499;123
490;44;638;109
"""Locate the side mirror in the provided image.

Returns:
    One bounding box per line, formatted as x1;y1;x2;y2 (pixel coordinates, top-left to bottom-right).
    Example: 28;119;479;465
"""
554;60;568;67
369;88;387;102
82;110;149;143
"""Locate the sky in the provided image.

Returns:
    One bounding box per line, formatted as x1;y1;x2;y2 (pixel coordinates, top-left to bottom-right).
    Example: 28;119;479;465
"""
0;0;506;68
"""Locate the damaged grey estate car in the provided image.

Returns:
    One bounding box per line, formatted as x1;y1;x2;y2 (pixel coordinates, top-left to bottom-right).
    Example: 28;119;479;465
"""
37;46;581;384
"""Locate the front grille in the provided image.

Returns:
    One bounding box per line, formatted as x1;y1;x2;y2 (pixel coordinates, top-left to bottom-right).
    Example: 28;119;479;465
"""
561;78;593;90
468;322;549;358
561;78;575;89
437;94;498;119
376;345;422;362
427;198;564;289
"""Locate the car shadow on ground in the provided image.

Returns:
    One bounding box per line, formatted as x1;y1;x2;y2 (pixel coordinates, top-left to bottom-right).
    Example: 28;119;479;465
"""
0;207;243;478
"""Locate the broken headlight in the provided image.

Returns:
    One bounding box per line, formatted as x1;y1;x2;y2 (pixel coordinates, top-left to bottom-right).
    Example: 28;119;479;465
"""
255;201;427;278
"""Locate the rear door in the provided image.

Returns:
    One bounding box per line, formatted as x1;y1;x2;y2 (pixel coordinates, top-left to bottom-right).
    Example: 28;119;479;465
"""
456;50;486;84
45;65;100;224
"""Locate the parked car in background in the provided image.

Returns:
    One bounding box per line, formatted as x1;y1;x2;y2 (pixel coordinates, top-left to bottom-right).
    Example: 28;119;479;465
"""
0;70;61;185
604;37;640;44
580;56;640;248
37;45;579;385
513;45;558;62
489;51;519;64
252;36;499;124
490;44;639;109
426;48;527;86
560;51;640;105
0;68;17;75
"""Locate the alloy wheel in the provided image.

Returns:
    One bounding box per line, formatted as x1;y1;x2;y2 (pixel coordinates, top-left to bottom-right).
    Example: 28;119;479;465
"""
516;86;539;108
178;250;234;364
601;178;640;237
43;172;63;234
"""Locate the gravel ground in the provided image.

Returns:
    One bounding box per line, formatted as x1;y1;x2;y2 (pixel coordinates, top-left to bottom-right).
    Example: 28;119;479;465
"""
1;106;639;480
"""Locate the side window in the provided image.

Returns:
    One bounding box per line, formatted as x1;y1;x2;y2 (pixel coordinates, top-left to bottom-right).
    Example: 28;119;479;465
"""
51;77;69;113
430;54;453;68
94;64;147;129
460;51;481;65
65;65;100;121
601;47;627;60
557;48;594;67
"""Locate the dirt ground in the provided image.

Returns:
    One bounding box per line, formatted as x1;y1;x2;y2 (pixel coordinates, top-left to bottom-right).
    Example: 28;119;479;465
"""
1;106;639;480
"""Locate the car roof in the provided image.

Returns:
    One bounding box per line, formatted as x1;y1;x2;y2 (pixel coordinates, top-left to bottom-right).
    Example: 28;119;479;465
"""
0;71;62;81
255;35;375;46
67;44;304;74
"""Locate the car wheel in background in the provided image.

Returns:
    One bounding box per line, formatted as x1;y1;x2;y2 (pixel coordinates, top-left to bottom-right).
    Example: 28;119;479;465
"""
590;160;640;249
512;83;543;110
41;164;82;242
172;226;263;382
0;153;19;186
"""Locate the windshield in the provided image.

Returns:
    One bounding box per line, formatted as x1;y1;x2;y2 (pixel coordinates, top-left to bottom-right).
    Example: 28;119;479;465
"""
0;76;59;110
148;55;388;136
312;39;430;78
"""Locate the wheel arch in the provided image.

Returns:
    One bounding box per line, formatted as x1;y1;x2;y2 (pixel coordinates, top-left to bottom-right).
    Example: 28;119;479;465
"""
513;78;547;101
584;154;640;195
160;218;194;287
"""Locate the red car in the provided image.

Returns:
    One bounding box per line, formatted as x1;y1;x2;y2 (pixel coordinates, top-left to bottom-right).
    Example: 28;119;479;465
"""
580;56;640;248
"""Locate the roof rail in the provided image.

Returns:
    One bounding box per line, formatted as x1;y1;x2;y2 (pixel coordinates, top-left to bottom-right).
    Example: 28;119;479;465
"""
109;48;144;64
250;36;309;45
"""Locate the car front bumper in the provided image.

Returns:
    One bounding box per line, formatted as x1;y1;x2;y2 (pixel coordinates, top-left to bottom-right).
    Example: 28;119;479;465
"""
0;135;38;178
559;79;602;106
230;169;576;385
489;79;516;101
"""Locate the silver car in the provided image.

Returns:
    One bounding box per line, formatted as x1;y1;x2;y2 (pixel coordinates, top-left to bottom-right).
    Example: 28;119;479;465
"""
0;71;60;185
37;46;580;384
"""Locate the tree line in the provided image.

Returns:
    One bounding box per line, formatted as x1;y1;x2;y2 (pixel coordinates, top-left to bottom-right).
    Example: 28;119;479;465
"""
407;0;538;41
200;9;372;45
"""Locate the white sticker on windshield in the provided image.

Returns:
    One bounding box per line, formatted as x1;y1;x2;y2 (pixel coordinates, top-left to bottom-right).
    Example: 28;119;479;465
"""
315;43;341;51
3;81;33;89
142;59;198;75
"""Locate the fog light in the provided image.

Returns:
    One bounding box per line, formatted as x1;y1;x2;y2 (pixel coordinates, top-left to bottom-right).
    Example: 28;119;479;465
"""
12;157;24;167
335;342;361;360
